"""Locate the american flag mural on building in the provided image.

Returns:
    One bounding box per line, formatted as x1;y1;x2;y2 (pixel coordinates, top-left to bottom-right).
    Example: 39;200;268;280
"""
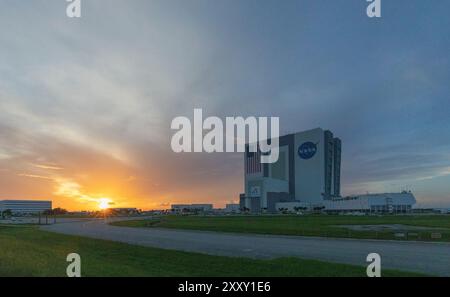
246;150;262;174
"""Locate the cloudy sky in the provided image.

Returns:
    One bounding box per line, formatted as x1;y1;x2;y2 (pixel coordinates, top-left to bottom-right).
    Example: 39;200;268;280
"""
0;0;449;210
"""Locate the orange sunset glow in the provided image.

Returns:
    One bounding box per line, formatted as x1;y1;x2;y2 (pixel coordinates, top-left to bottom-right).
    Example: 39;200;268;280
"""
0;150;243;211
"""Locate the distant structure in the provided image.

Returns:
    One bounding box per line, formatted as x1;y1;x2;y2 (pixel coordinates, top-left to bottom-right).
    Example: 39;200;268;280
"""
0;200;52;214
323;192;416;214
240;128;416;214
171;204;213;213
225;204;240;213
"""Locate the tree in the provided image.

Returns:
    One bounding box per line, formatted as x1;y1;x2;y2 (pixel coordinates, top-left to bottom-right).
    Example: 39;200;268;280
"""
43;208;68;216
2;209;12;218
312;206;326;214
53;208;68;215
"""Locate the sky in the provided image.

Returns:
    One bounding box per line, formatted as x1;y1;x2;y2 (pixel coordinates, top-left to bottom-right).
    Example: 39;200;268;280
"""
0;0;449;210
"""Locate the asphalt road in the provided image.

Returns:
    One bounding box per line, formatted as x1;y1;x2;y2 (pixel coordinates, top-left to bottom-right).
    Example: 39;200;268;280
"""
41;218;450;276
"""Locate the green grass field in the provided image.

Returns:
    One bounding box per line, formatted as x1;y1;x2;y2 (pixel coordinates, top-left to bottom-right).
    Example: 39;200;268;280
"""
111;215;450;242
0;225;424;277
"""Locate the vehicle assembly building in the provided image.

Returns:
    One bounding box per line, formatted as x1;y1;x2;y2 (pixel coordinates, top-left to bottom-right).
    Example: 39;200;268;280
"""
240;128;416;213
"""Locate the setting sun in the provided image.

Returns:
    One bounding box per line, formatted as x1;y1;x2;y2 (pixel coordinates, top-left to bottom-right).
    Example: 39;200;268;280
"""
98;198;113;210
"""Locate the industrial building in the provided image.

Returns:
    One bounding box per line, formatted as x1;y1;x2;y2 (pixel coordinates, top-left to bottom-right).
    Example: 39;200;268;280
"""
240;128;416;213
0;200;52;214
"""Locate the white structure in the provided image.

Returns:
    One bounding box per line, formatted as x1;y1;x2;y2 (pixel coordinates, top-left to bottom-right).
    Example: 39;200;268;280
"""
171;204;213;213
324;192;416;214
241;128;341;212
240;128;416;213
0;200;52;214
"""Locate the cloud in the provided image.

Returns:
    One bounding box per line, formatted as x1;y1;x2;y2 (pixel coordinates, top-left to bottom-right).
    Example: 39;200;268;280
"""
32;164;63;170
17;173;55;181
0;0;449;208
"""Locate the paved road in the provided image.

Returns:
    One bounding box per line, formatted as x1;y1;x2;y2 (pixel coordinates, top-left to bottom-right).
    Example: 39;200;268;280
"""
41;219;450;276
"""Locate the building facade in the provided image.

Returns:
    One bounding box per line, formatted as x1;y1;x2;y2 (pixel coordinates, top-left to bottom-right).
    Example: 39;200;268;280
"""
0;200;52;214
242;128;341;212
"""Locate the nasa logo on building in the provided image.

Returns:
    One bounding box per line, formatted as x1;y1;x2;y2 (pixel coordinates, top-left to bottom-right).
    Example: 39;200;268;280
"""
298;142;317;159
249;186;261;197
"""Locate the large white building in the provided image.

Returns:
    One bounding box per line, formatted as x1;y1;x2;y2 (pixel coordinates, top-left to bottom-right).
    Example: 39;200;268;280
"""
240;128;416;213
0;200;52;214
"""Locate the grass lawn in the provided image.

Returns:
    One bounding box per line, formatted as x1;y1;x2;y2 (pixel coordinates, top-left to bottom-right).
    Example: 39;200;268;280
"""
0;225;424;277
111;215;450;242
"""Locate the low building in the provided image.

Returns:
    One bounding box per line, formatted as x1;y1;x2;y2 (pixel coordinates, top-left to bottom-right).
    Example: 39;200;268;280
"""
240;190;416;214
0;200;52;214
225;204;240;213
436;208;450;214
324;192;416;214
171;204;213;213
